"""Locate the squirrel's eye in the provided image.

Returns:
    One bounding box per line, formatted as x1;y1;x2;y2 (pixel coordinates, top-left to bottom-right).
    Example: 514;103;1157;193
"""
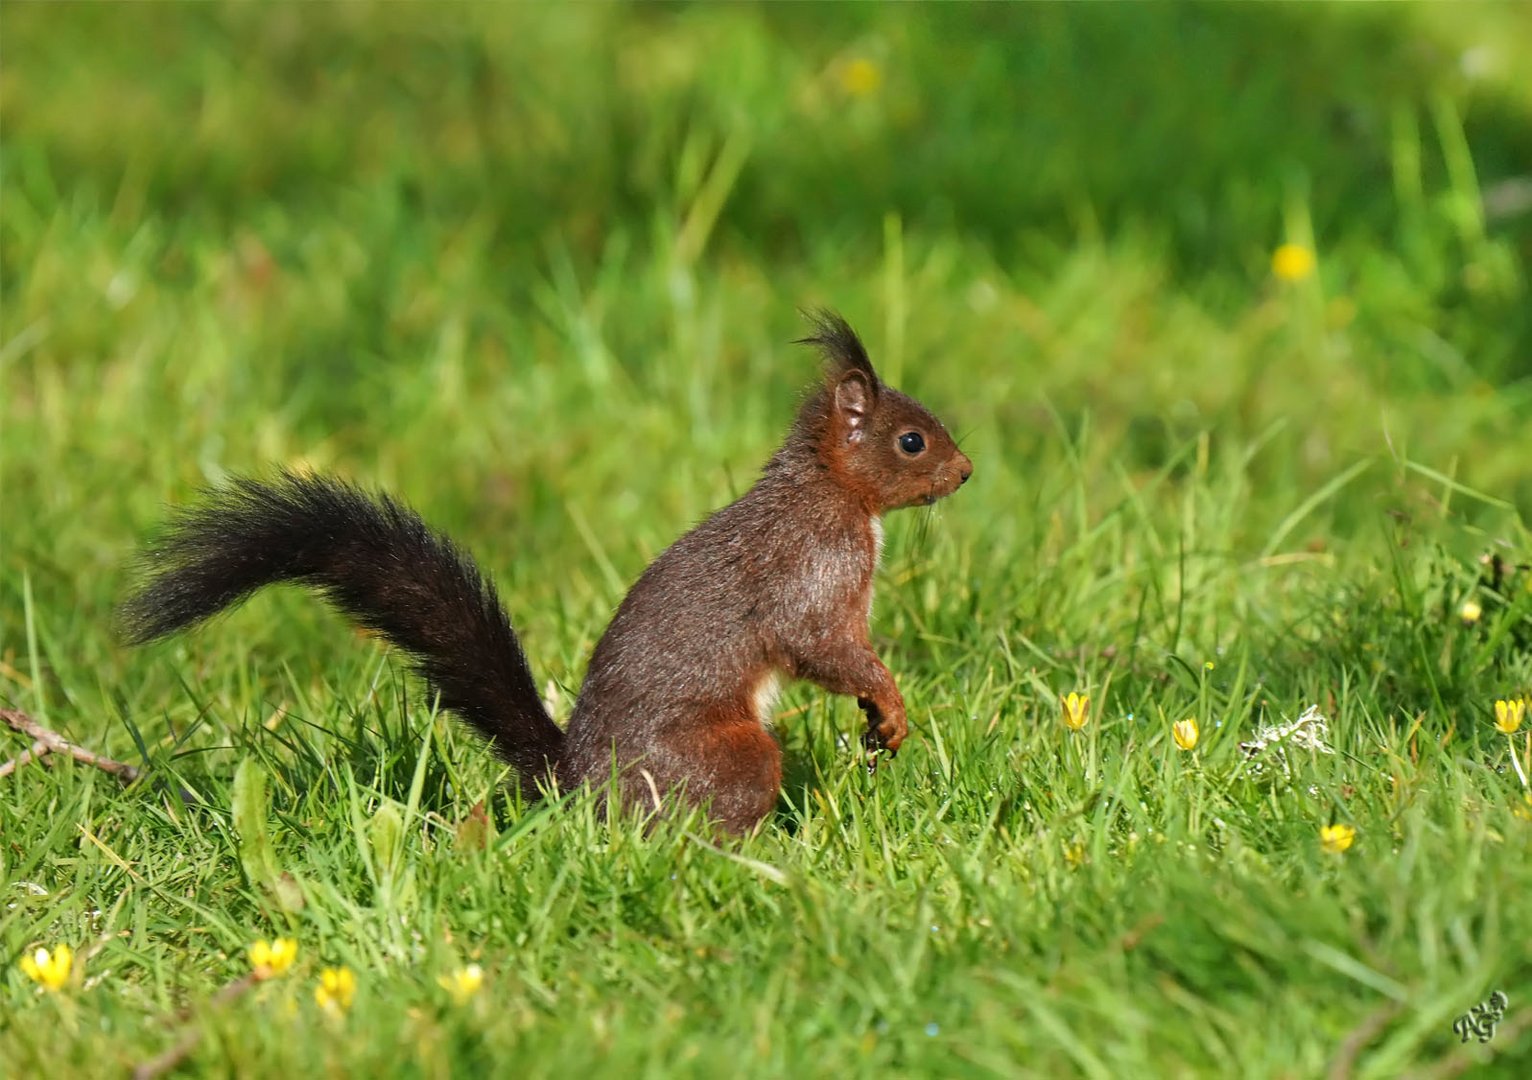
898;431;925;455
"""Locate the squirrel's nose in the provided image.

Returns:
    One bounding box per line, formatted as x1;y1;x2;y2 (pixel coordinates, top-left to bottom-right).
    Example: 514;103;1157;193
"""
955;452;973;485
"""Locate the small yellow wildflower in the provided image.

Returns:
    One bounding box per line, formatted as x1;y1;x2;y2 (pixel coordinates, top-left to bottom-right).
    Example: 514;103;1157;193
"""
1271;243;1316;282
437;964;484;1004
1513;792;1532;822
1494;698;1526;735
249;938;298;979
314;966;356;1014
1460;599;1483;624
1320;823;1356;855
19;944;73;992
839;57;882;97
1060;692;1090;732
1172;718;1199;752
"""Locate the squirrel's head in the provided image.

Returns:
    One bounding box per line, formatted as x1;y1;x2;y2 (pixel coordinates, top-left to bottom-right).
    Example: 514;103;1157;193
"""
797;311;972;514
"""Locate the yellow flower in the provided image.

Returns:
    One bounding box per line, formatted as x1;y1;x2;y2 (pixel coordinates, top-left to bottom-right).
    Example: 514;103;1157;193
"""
1460;599;1483;624
19;944;73;992
1320;823;1356;854
1172;718;1199;751
839;57;882;97
1494;698;1526;735
1271;243;1316;282
1060;692;1090;731
437;964;484;1004
1514;792;1532;822
314;966;356;1014
249;938;298;979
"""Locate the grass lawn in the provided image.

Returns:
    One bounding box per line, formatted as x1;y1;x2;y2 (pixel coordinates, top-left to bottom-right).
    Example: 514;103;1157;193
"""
3;4;1531;1076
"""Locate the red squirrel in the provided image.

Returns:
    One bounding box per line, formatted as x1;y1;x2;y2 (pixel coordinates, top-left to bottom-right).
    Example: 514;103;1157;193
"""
122;312;972;833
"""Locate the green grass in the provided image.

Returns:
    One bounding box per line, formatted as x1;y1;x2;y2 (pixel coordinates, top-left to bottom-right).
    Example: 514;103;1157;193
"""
4;3;1532;1076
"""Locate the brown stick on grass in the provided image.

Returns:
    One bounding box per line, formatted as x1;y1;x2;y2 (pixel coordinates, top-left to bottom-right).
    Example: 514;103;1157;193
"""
1;708;143;782
0;738;51;779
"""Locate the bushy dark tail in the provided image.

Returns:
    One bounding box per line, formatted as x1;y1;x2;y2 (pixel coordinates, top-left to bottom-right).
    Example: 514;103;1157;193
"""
120;471;564;786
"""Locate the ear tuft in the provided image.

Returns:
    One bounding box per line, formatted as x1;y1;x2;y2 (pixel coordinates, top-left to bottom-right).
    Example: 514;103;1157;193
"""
796;309;880;390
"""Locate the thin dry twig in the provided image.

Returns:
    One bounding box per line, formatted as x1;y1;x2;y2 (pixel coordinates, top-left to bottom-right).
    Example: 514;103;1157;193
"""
2;708;143;783
0;738;51;779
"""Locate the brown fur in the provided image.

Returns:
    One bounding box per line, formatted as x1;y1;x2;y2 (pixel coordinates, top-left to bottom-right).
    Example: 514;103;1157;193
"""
558;312;971;830
122;311;971;834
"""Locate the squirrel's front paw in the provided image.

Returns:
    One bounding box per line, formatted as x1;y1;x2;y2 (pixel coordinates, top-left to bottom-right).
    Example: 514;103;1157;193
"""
858;697;907;758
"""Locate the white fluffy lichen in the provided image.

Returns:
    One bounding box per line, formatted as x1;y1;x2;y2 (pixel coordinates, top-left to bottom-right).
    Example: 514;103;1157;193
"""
1239;704;1334;778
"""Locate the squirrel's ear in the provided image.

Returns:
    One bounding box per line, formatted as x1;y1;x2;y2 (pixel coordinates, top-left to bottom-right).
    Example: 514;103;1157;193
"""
797;309;881;391
833;370;874;444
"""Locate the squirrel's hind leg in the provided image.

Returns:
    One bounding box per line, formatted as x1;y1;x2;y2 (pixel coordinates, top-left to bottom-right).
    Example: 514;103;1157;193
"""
629;706;782;834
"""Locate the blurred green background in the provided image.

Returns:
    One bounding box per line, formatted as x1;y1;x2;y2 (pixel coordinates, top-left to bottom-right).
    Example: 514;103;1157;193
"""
8;6;1532;448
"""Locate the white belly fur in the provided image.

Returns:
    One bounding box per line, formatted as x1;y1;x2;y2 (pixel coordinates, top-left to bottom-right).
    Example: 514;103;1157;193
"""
752;671;783;728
